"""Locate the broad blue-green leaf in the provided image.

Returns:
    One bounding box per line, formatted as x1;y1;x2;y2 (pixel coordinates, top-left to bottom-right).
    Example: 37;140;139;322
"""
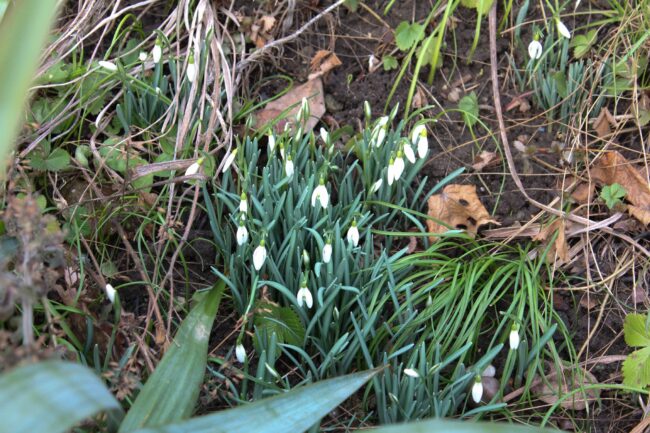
0;360;122;433
0;0;59;173
133;369;378;433
119;281;226;432
370;418;561;433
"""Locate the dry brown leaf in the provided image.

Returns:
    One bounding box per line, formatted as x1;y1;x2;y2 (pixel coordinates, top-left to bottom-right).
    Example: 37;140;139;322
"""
592;107;617;138
591;151;650;225
259;15;276;33
531;363;599;411
254;77;326;133
471;151;500;172
533;219;569;264
308;50;341;79
426;184;499;239
570;182;595;205
412;86;427;109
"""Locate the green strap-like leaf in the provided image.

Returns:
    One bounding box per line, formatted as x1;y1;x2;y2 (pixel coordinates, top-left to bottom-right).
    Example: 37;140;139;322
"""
0;360;122;433
119;282;226;432
0;0;59;173
370;418;562;433
133;369;378;433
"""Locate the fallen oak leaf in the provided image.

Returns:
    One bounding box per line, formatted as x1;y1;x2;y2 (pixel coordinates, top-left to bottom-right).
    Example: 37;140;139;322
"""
591;151;650;225
426;184;499;239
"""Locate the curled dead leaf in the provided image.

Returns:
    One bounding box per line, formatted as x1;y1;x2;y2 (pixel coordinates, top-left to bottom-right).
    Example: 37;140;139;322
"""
533;219;570;264
426;184;499;239
593;107;617;138
309;50;342;79
531;363;599;411
591;151;650;225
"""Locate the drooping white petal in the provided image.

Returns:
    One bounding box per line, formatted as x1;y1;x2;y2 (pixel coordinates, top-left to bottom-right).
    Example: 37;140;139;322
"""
320;128;329;143
235;343;246;363
239;197;248;213
222;149;237;173
297;287;313;309
387;162;396;186
370;179;383;194
253;245;267;270
268;134;276;152
471;379;483;403
311;185;329;208
152;42;162;63
417;135;428;159
347;224;360;247
185;161;200;177
556;19;571;39
187;60;197;82
236;225;248;246
528;40;543;60
411;124;426;144
322;243;332;263
105;284;116;304
403;144;416;164
393;156;405;180
509;329;520;350
403;368;420;378
375;128;386;148
285;159;294;177
139;51;147;61
99;61;118;71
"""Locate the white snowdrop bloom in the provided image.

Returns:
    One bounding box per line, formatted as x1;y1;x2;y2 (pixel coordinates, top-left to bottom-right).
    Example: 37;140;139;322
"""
184;159;202;177
403;368;420;378
373;116;389;147
375;127;386;148
98;61;117;71
393;152;405;181
347;221;360;247
236;222;248;246
285;156;294;177
152;39;162;63
509;324;520;350
279;143;285;160
187;55;197;82
387;158;396;186
311;181;329;209
139;51;147;62
575;0;582;8
253;241;267;271
413;126;429;159
105;284;116;304
298;97;310;122
222;149;237;173
403;143;416;164
320;127;330;144
239;193;248;213
268;134;276;153
471;377;483;403
322;241;332;263
556;18;571;39
235;343;246;363
296;285;313;309
528;39;543;60
370;178;383;194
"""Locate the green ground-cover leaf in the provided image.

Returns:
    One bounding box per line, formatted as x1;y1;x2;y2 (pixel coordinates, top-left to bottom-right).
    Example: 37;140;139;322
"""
600;183;626;209
119;281;226;432
623;346;650;388
0;360;122;433
624;313;650;347
395;22;424;51
459;92;479;127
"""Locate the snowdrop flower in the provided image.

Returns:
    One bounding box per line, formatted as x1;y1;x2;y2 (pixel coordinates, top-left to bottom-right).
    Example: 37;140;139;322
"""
403;143;416;164
268;134;276;153
187;53;197;82
528;39;543;60
235;343;246;363
222;149;237;173
285;156;294;177
373;116;389;147
253;240;267;271
393;151;405;181
279;143;285;160
403;368;420;378
138;51;147;62
347;220;360;247
471;376;483;403
370;178;383;194
239;192;248;213
411;124;428;159
556;18;571;39
322;240;332;263
311;179;329;209
105;284;116;304
320;128;329;144
184;157;203;178
364;101;372;119
236;221;248;246
298;97;310;123
98;61;117;71
509;323;520;350
387;158;396;186
152;38;162;63
296;281;313;309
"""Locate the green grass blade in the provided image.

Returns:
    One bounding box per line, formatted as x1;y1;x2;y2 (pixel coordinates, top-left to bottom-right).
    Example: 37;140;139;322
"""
119;281;226;432
133;369;379;433
0;360;122;433
370;418;562;433
0;0;58;173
